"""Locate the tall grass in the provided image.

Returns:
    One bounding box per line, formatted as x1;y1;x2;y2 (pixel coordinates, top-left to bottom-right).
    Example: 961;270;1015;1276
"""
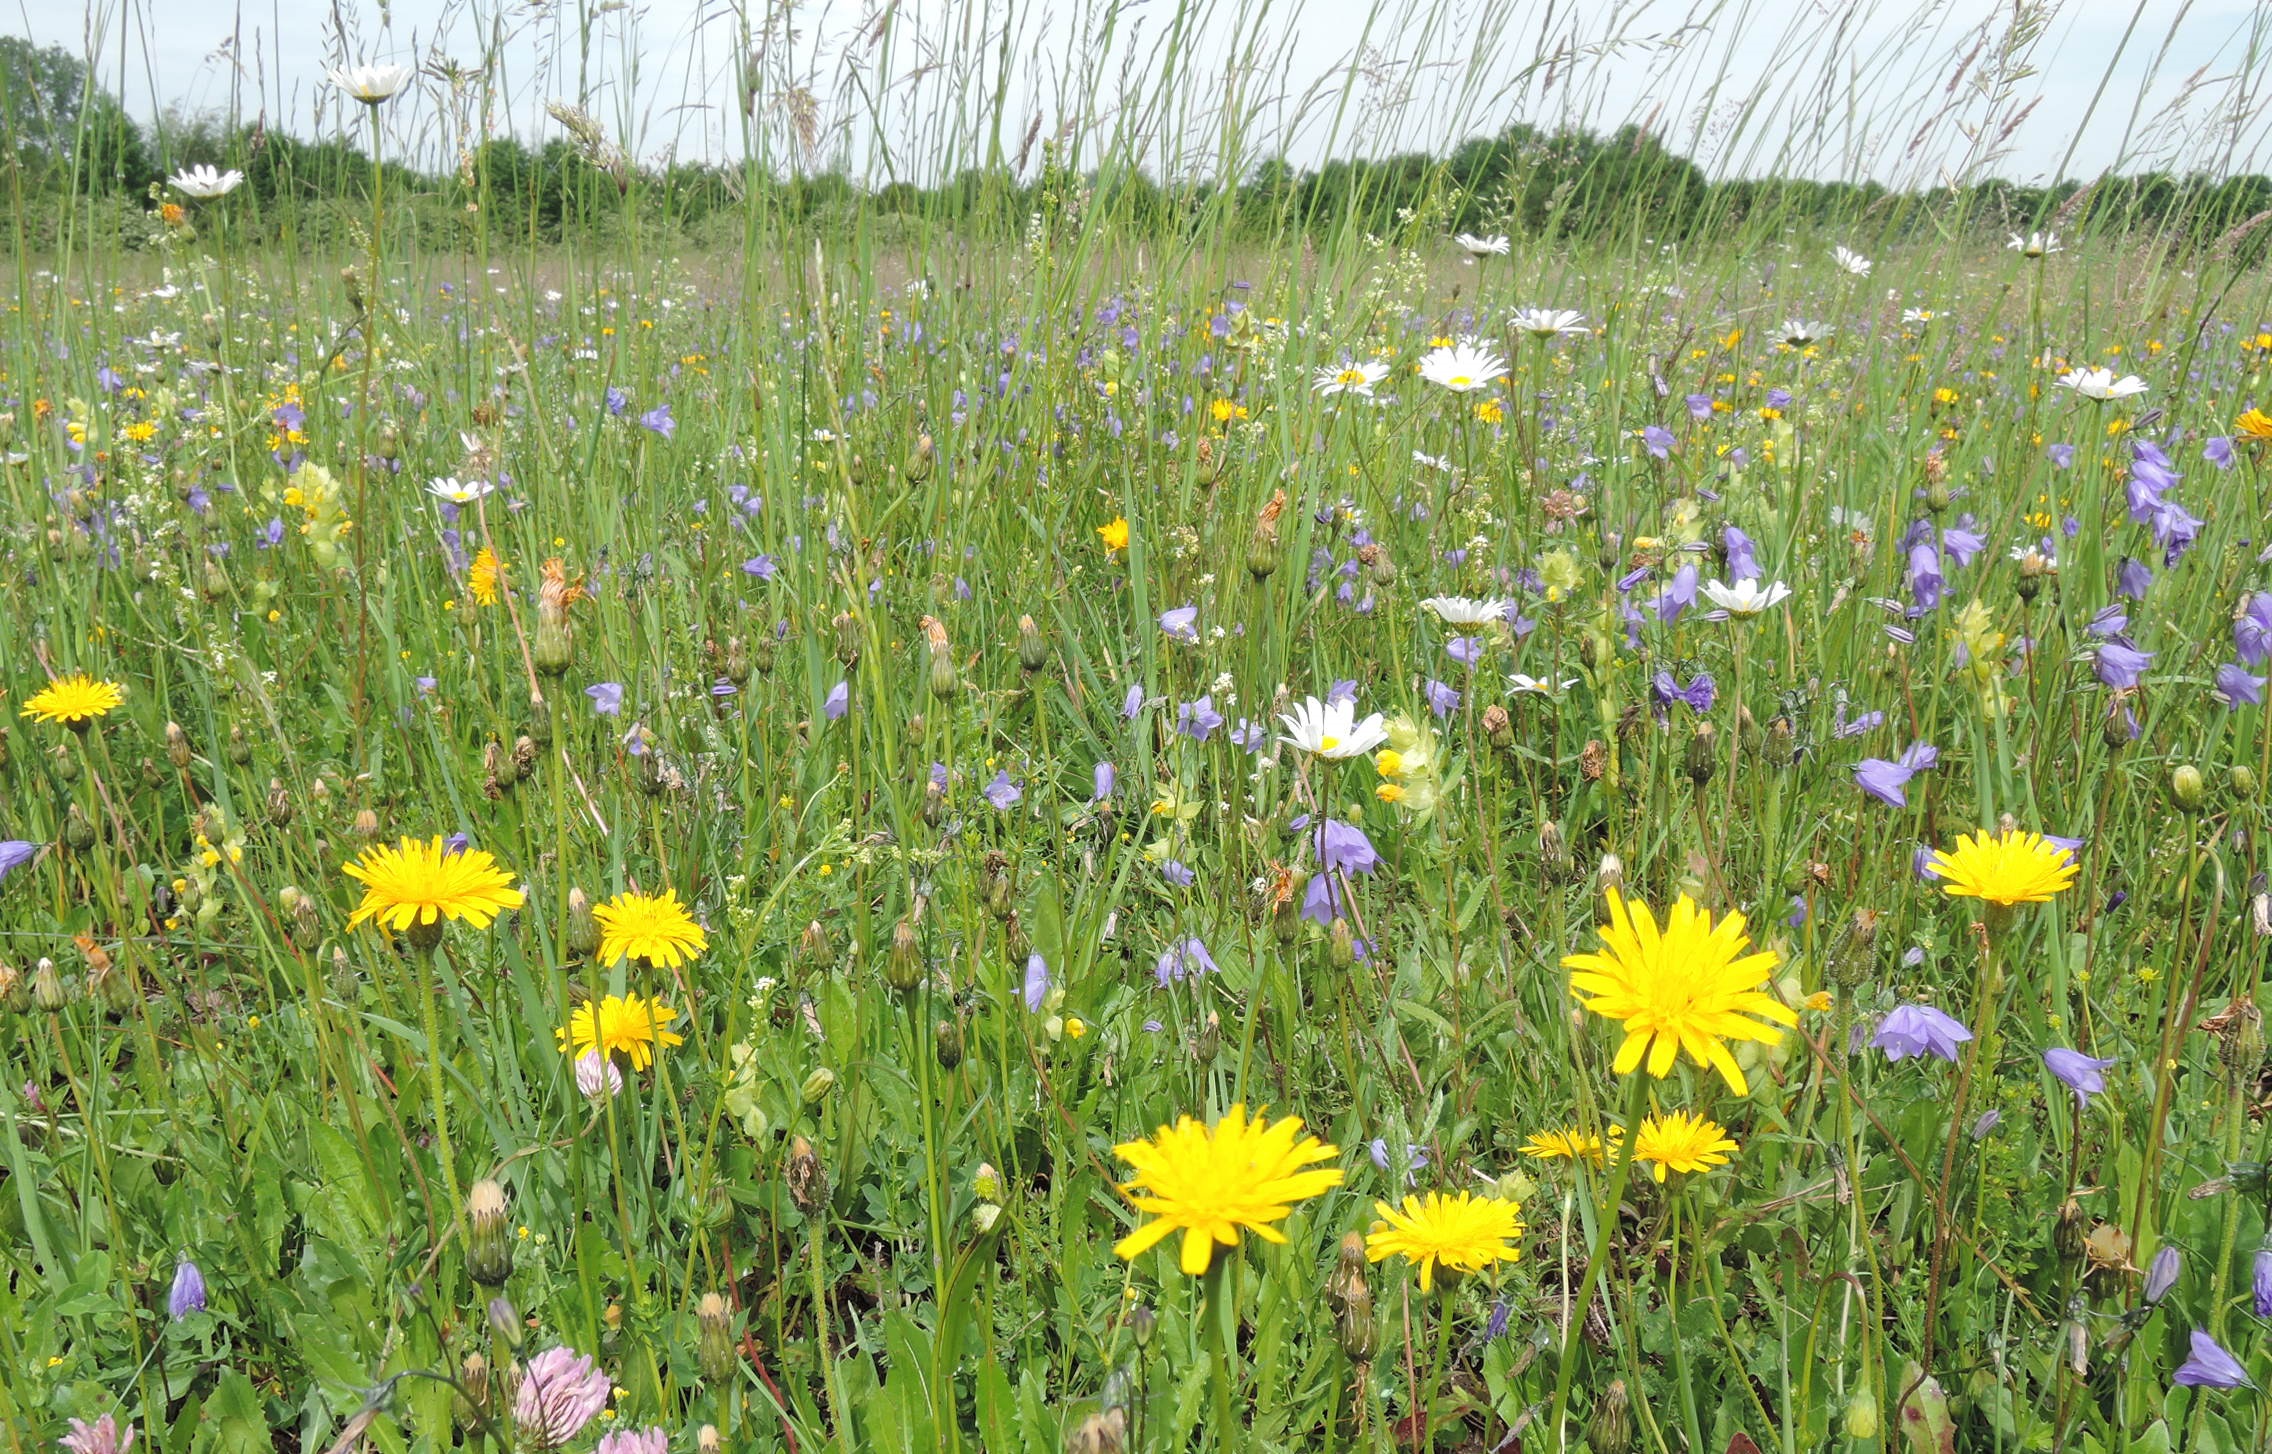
5;1;2272;1451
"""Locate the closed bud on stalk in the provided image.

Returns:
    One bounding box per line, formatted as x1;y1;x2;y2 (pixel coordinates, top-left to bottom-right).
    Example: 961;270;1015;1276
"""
833;611;862;667
1925;478;1952;514
513;735;537;782
1067;1410;1127;1454
1684;722;1718;787
1003;911;1031;963
982;851;1015;919
0;960;23;1013
973;1162;1006;1204
922;778;945;826
487;1294;522;1352
2253;873;2271;938
905;712;927;745
224;723;251;766
266;778;294;828
1597;852;1626;895
52;741;79;782
752;636;777;675
532;561;583;677
341;264;366;312
352;808;380;840
465;1178;513;1287
1272;880;1304;946
1357;541;1395;587
697;1428;722;1454
935;1018;964;1070
1247;489;1286;581
903;433;935;482
1588;1379;1634;1454
2016;551;2045;602
1539;821;1574;881
566;888;600;958
2234;765;2260;801
139;755;164;790
2171;763;2206;813
1843;1386;1881;1440
2220;1000;2265;1076
1194;1010;1221;1065
454;1352;492;1437
884;919;923;993
725;638;751;685
971;1202;1002;1234
696;1292;735;1382
1017;615;1048;673
200;556;229;602
801;1067;838;1105
1326;1232;1375;1362
798;919;831;969
164;721;192;768
32;957;67;1012
60;802;98;852
1766;715;1798;767
1482;703;1513;750
1128;1303;1156;1348
787;1135;829;1216
922;615;958;698
1328;917;1356;968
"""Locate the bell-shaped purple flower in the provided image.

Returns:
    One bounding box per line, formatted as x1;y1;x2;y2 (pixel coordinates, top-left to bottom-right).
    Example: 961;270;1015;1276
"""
168;1259;208;1318
1022;953;1051;1012
1159;605;1200;643
1871;1004;1972;1062
2172;1329;2250;1389
2044;1047;2118;1104
2144;1245;2181;1306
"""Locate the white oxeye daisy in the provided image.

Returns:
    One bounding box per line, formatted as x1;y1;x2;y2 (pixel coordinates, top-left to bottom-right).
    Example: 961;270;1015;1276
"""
329;63;413;103
1781;320;1828;346
1455;232;1511;258
1277;695;1390;760
1419;595;1511;627
1701;579;1793;616
1831;245;1872;276
1510;307;1588;340
2054;367;2147;402
168;165;244;199
1901;308;1937;326
2008;231;2061;258
427;476;495;504
1412;450;1453;472
1416;340;1508;393
1313;360;1390;397
1508;673;1580;695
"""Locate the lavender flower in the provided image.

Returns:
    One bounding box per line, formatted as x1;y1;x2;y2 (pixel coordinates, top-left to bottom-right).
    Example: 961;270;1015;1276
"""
585;682;624;716
2095;641;2153;690
743;554;778;579
0;839;36;885
1906;543;1943;612
1093;762;1116;802
638;403;675;439
2172;1330;2250;1389
514;1346;613;1448
1159;605;1199;643
2216;663;2266;708
1023;953;1051;1012
1649;562;1700;623
1161;860;1196;887
1175;695;1225;742
2237;594;2272;666
1723;525;1761;582
982;771;1022;810
1871;1004;1972;1062
1642;424;1675;460
1122;684;1146;719
1445;636;1484;667
1155;937;1218;984
2144;1245;2180;1306
2043;1047;2118;1104
168;1258;207;1318
2253;1244;2272;1317
2117;556;2154;600
1425;679;1461;717
1651;671;1717;716
824;681;850;720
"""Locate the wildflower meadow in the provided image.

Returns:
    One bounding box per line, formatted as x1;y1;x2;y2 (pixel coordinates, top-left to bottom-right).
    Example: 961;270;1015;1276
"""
10;3;2272;1451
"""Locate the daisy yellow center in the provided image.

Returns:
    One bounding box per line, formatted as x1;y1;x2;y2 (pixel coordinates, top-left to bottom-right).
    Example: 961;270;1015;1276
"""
1111;1104;1344;1276
1337;369;1366;385
1447;374;1472;388
342;836;526;933
1562;888;1798;1096
1320;734;1340;752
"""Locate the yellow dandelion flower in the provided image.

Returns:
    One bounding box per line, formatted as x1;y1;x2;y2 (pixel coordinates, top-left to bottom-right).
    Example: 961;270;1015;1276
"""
1364;1190;1524;1292
341;835;526;935
1519;1126;1622;1162
557;992;684;1071
469;547;505;606
1111;1104;1343;1275
592;887;708;969
1631;1110;1739;1182
1926;828;2078;906
1097;516;1130;552
1562;889;1798;1096
2234;407;2272;441
20;674;126;728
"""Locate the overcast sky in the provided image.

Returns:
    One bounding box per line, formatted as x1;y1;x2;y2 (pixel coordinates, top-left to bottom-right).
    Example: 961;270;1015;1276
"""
16;0;2272;186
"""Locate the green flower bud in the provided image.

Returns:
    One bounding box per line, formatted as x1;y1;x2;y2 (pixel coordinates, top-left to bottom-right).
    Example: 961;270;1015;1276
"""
2171;763;2206;814
465;1178;513;1287
801;1067;838;1105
